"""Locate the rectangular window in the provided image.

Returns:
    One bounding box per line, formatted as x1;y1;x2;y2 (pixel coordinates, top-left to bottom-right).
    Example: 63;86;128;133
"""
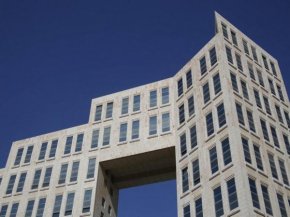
262;55;269;70
227;178;238;210
162;113;170;133
260;119;269;141
70;161;80;182
268;154;278;179
263;96;271;115
179;104;185;125
195;198;203;217
230;73;239;93
58;164;68;185
200;56;207;75
206;112;214;137
82;189;92;213
186;70;192;88
277;193;288;217
162;87;169;105
247;110;256;133
49;140;58;158
42;167;52;188
217;103;226;128
251;46;258;62
210;46;217;66
236;103;245;126
182;167;189;193
108;206;112;215
226;46;233;64
213;73;221;95
283;134;290;155
203;82;210;104
105;102;113;119
133;95;140;112
277;85;285;101
65;193;75;216
214;186;224;217
270;61;277;76
236;54;243;71
119;123;127;142
242;137;252;164
87;158;96;179
150;90;157;108
31;169;42;190
0;205;8;217
268;79;276;95
249;177;260;209
24;145;34;164
16;172;27;192
64;136;73;155
53;195;62;217
248;63;256;80
131;120;140;140
254;89;262;109
75;134;84;152
14;148;24;166
178;78;183;96
190;125;197;149
253;145;263;171
184;205;190;217
222;23;228;38
261;185;273;215
25;200;35;217
103;127;111;146
9;203;19;217
243;40;249;55
91;129;99;149
270;126;280;148
231;31;238;46
36;198;46;217
192;159;200;185
222;137;232;166
284;111;290;128
240;80;249;100
149;116;157;135
6;174;16;194
188;96;195;117
38;142;48;160
121;97;129;115
257;69;264;86
210;146;219;174
180;133;187;156
94;105;102;122
279;160;289;186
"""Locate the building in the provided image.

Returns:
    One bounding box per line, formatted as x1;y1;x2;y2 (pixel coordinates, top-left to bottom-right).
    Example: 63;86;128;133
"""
0;12;290;217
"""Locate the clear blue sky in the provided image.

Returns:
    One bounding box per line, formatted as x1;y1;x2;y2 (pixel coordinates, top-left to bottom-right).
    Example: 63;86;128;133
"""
0;1;290;216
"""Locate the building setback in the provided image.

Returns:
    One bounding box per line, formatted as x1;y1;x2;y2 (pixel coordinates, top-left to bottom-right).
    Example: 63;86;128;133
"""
0;12;290;217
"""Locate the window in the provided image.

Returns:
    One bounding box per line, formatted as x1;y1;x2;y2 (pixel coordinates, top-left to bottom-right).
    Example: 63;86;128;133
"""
230;73;239;92
200;56;207;75
0;205;8;217
102;198;106;208
186;70;192;88
268;79;276;95
222;23;228;38
260;119;269;141
179;104;185;124
41;167;52;188
247;110;256;132
64;136;73;155
75;134;84;152
253;145;263;171
108;205;112;215
101;212;104;217
65;193;75;216
121;97;129;115
184;205;190;217
206;112;214;137
248;63;256;80
210;46;217;66
149;116;157;135
203;82;210;104
38;142;48;160
261;185;273;215
243;40;249;55
36;198;46;217
9;203;19;217
162;87;169;104
262;55;269;70
240;80;249;100
231;31;238;46
103;127;111;146
87;158;96;179
94;105;102;122
24;145;34;164
31;169;42;190
150;90;157;108
180;133;187;156
210;146;219;174
190;125;197;149
91;129;99;149
14;148;24;166
277;193;288;217
70;161;80;182
195;198;203;217
188;96;195;117
178;78;183;96
236;54;243;71
251;46;258;62
214;186;224;217
248;177;260;209
49;140;58;158
131;120;140;140
268;154;278;179
277;85;285;101
222;137;232;165
16;172;27;192
227;178;238;210
110;187;114;197
270;61;277;76
6;174;16;194
82;189;92;213
254;89;262;108
58;164;68;185
257;69;264;86
284;111;290;128
217;103;226;128
133;95;140;112
270;126;280;148
182;167;189;193
105;102;113;119
236;103;245;126
263;96;271;115
213;73;221;95
162;113;170;133
25;200;35;217
226;46;233;64
283;134;290;155
242;137;252;164
279;160;289;186
192;159;200;185
119;123;127;142
52;195;62;217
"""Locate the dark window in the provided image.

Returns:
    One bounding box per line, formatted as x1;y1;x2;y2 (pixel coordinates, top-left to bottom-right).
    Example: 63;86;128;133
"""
254;90;262;109
227;178;238;210
217;103;226;128
248;63;256;80
16;172;27;192
192;159;200;185
263;96;271;115
277;193;288;217
183;205;190;217
210;46;217;66
42;167;52;188
210;146;219;174
240;80;249;100
203;82;210;104
270;61;277;76
38;142;48;160
94;105;102;122
222;23;228;39
65;193;75;216
251;46;258;62
268;79;276;95
180;133;187;157
190;125;197;149
49;140;58;158
133;95;141;112
121;97;129;115
236;103;245;126
64;136;73;155
257;69;264;87
31;169;42;190
24;145;34;164
82;189;92;213
195;198;203;217
14;148;24;166
105;102;113;119
248;177;260;209
222;137;232;165
279;160;289;186
214;186;224;217
260;119;269;142
253;145;263;171
236;54;243;71
242;137;252;164
277;85;285;101
243;40;249;55
231;31;238;46
226;47;233;64
247;110;256;132
25;200;35;217
200;56;207;75
36;198;46;217
182;167;189;193
270;126;280;148
230;73;239;93
261;185;273;215
284;111;290;128
213;73;221;95
262;55;269;70
188;96;195;117
283;134;290;155
186;70;192;88
150;90;157;108
52;195;63;217
179;104;185;124
178;78;183;97
206;112;214;137
268;154;278;179
75;134;84;152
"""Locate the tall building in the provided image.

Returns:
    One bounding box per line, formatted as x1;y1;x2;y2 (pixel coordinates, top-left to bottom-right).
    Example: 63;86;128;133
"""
0;12;290;217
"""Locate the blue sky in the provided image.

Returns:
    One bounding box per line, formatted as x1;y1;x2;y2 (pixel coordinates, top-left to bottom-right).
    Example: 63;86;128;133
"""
0;1;290;216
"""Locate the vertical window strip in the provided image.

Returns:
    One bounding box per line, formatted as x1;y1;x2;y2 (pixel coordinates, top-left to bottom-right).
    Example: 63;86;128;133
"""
25;200;35;217
236;103;245;126
247;110;256;133
131;120;140;140
105;102;113;119
14;148;24;166
53;195;63;217
188;96;195;117
42;167;52;188
94;105;102;122
178;78;183;96
268;154;278;179
9;203;19;217
213;73;221;95
276;105;284;124
6;174;17;194
58;164;68;185
236;54;243;71
210;46;217;66
103;127;111;146
190;125;197;149
277;193;288;217
195;198;203;217
82;189;92;213
200;56;207;75
70;161;80;182
284;111;290;128
36;198;46;217
150;90;157;108
162;87;169;105
254;90;262;108
226;47;233;64
231;31;238;46
270;62;277;76
49;140;58;158
121;97;129;115
242;137;252;164
227;178;238;210
248;177;260;209
180;133;187;156
257;70;264;86
279;160;289;186
183;205;190;217
203;82;210;104
263;96;271;115
253;145;263;171
217;103;226;128
162;113;170;133
262;55;269;70
64;136;73;155
186;70;192;88
31;169;42;190
270;126;280;148
87;158;96;179
65;193;75;216
149;116;157;135
251;46;258;62
222;23;228;39
75;134;84;152
179;104;185;124
182;167;189;193
91;129;99;149
133;95;140;112
0;205;8;217
38;142;48;160
240;80;249;100
268;79;276;95
283;134;290;155
260;119;270;142
214;186;224;217
243;40;249;55
277;85;285;101
119;123;128;142
248;63;256;80
24;145;34;164
16;172;27;192
222;137;232;166
206;112;214;137
230;73;239;93
210;146;219;174
261;185;273;215
192;159;200;185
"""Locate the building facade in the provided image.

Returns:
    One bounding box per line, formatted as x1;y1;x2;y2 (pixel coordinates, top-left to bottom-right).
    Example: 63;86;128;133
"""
1;12;290;217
